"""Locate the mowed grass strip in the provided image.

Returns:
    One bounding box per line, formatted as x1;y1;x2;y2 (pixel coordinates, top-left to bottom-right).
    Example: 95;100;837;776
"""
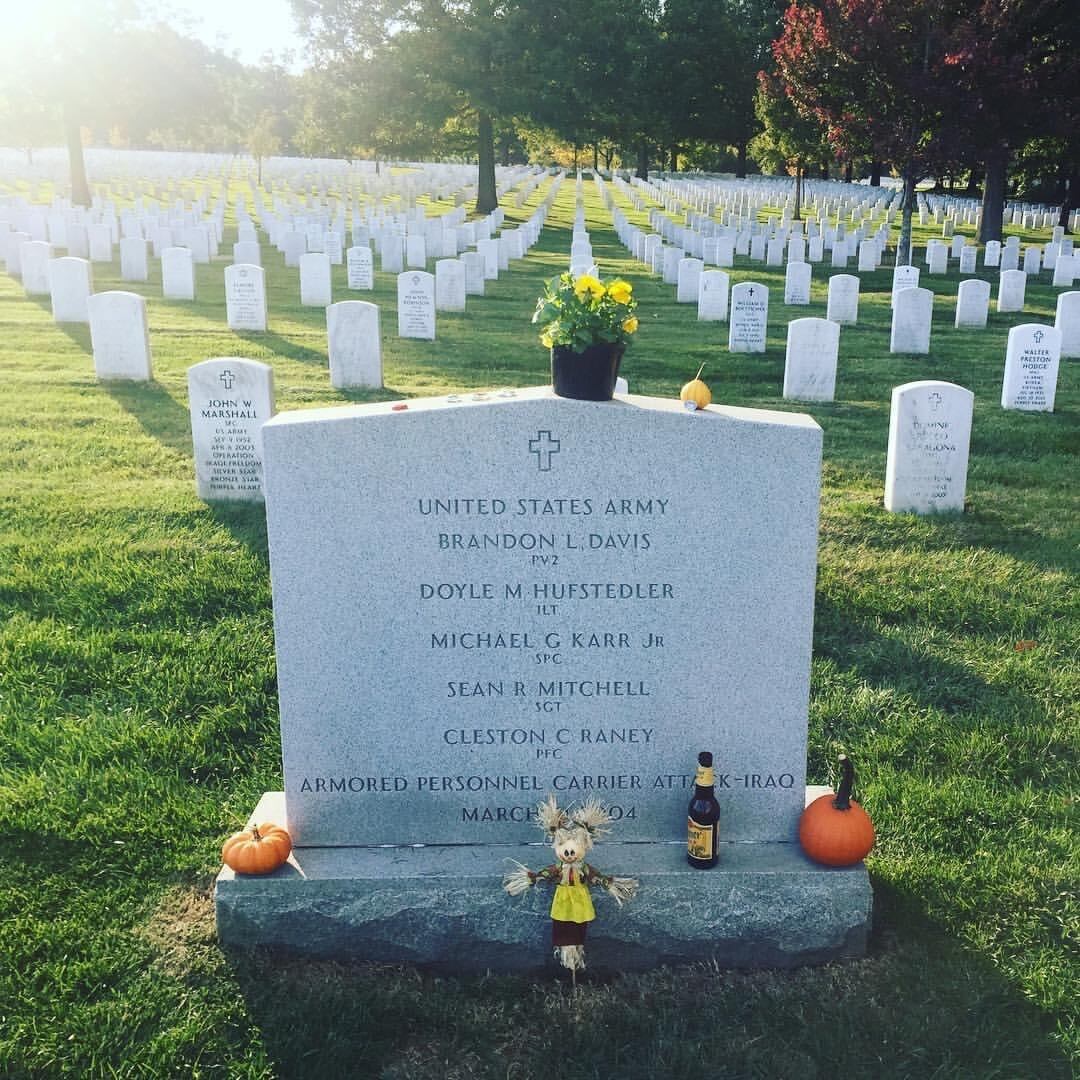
0;169;1075;1077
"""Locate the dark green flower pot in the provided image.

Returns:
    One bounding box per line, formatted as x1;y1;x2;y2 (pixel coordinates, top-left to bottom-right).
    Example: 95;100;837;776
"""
550;343;625;401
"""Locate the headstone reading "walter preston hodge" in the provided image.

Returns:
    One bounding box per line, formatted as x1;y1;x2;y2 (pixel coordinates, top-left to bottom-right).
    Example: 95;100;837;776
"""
261;389;822;847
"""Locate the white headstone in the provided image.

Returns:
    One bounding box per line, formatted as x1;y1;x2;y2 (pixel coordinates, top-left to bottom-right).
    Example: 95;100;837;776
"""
225;264;269;332
1055;291;1080;359
48;256;93;323
88;223;113;263
890;287;933;354
997;269;1026;313
783;317;840;402
462;251;486;296
300;252;333;307
120;237;149;281
697;269;729;322
1051;254;1075;288
954;279;990;329
958;246;976;274
187;358;275;502
283;230;307;267
783;261;812;306
676;258;704;303
1001;324;1061;412
1022;246;1041;276
162;246;196;300
435;259;467;312
983;240;1001;267
328;300;383;389
728;281;769;353
233;240;262;267
891;264;920;307
826;274;859;324
19;240;52;295
477;238;500;279
381;235;405;274
397;271;436;340
88;291;152;381
406;234;427;269
346;246;375;290
884;381;973;513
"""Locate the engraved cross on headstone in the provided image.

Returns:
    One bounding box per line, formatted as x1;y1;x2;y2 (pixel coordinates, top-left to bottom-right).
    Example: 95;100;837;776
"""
219;369;236;390
529;430;561;472
1033;330;1045;343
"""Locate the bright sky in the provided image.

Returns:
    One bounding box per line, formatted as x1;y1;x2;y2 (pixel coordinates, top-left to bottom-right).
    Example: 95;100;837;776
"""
2;0;310;69
157;0;309;68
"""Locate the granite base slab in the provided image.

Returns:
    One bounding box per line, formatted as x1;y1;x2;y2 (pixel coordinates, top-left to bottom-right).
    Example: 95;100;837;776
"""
214;792;873;972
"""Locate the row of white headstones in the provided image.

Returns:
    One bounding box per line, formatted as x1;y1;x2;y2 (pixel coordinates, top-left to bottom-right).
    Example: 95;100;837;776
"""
0;171;567;386
583;175;1069;516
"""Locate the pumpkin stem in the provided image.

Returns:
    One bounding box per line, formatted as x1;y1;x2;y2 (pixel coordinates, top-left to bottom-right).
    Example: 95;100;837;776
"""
250;824;261;841
694;362;707;381
833;755;855;810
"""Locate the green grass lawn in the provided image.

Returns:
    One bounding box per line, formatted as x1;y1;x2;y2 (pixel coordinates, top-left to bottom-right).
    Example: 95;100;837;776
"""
0;167;1076;1078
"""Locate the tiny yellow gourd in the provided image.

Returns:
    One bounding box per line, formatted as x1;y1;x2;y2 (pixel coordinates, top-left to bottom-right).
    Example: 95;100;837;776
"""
680;363;712;410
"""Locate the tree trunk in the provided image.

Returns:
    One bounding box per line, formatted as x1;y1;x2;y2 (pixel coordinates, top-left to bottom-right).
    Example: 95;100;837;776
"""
819;163;829;180
898;165;917;267
843;161;853;183
869;160;882;186
592;144;599;171
965;168;983;197
736;142;747;179
573;140;579;173
1057;170;1079;232
794;166;803;221
257;156;263;186
668;145;678;172
978;147;1008;244
64;102;90;207
475;110;498;214
636;140;649;180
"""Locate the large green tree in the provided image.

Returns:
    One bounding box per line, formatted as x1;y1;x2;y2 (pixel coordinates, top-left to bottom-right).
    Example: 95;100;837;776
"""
292;0;535;213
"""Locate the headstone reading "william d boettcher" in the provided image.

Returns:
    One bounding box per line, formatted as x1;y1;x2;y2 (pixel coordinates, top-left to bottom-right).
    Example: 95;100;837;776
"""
261;389;822;847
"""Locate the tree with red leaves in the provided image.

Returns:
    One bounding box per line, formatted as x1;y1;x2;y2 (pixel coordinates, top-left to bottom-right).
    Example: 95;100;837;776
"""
772;0;966;265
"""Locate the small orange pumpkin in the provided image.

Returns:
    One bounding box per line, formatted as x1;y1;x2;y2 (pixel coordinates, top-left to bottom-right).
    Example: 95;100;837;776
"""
798;755;875;867
222;821;292;874
679;363;712;410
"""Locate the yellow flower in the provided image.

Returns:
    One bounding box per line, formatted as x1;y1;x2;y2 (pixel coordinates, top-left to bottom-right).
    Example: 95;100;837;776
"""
621;316;639;334
540;332;554;348
608;280;633;305
574;274;605;301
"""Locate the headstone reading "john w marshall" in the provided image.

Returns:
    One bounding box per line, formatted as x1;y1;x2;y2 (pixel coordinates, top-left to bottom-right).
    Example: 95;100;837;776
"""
216;388;872;969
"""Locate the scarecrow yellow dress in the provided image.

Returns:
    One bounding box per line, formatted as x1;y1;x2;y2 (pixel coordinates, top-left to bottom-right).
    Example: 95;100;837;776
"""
528;862;611;946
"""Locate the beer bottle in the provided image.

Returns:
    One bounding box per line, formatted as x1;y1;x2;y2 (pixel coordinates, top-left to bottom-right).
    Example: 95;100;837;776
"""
687;751;720;868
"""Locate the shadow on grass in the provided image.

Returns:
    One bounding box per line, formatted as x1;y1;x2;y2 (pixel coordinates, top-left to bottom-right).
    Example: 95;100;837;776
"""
220;883;1071;1077
234;328;327;366
29;295;93;354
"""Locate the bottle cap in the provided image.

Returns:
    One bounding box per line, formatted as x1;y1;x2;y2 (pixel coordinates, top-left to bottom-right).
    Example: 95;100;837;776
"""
698;751;713;767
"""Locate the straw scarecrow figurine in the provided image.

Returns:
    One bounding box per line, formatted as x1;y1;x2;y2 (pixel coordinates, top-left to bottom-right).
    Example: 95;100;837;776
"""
503;795;638;978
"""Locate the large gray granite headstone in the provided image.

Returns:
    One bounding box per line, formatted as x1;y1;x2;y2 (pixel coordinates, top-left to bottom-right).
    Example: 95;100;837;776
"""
261;389;822;848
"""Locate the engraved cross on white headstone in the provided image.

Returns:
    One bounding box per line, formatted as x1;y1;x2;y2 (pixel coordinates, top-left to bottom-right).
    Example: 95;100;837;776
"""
529;430;561;471
220;369;236;390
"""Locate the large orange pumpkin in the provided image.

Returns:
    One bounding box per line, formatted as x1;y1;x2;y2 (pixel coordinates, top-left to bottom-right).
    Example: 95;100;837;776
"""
798;756;875;867
222;821;292;874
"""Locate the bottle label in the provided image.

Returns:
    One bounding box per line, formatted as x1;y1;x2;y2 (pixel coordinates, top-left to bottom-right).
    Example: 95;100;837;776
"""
687;818;715;860
695;764;715;787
